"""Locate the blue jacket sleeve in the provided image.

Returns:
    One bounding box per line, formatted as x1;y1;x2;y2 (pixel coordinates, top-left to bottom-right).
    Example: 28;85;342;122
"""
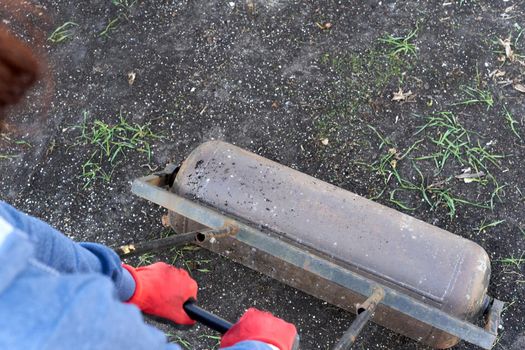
0;226;180;350
0;200;135;300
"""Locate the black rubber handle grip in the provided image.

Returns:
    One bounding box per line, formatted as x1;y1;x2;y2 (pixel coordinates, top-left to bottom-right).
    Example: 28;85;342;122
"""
183;300;233;334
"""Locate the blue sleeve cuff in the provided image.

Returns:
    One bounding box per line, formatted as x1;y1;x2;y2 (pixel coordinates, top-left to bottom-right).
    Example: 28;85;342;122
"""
117;267;136;301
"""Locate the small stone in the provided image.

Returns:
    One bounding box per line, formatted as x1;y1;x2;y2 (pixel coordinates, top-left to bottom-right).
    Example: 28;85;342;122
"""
127;71;136;86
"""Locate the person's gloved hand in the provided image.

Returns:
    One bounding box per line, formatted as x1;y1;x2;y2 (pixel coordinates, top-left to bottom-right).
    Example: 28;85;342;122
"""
220;308;297;350
123;262;198;325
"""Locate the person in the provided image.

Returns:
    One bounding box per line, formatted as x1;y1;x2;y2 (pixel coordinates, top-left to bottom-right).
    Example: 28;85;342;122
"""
0;14;297;350
0;200;297;350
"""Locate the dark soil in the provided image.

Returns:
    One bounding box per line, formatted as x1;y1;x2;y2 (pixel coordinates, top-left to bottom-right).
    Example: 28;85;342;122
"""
1;1;524;349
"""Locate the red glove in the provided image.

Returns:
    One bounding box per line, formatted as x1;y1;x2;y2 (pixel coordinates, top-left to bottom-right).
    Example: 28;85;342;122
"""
220;308;297;350
123;262;198;325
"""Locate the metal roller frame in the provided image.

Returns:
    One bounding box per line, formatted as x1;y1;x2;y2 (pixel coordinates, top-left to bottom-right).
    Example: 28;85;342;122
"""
131;165;504;350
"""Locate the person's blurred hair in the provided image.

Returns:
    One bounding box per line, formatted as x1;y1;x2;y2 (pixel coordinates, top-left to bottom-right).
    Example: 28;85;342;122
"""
0;25;40;126
0;0;50;132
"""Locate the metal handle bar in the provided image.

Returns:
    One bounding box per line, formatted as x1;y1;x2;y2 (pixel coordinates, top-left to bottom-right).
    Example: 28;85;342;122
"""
183;300;233;334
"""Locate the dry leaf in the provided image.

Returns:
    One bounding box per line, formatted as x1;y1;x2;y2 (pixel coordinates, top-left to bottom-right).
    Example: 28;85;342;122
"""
315;22;332;30
504;5;515;13
127;72;136;86
455;171;485;180
514;84;525;93
392;88;414;102
321;138;329;145
388;148;401;159
390;159;397;169
498;37;515;62
455;168;485;183
497;79;513;87
489;69;506;78
246;0;256;15
428;179;447;189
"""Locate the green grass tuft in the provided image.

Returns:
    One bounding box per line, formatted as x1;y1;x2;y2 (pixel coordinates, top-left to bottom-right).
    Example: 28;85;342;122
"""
454;85;494;110
414;112;503;175
369;112;503;218
497;253;525;269
73;111;163;188
99;16;123;37
137;252;155;267
199;334;221;350
379;26;418;57
170;245;211;274
475;219;505;234
171;336;191;350
48;22;78;43
503;106;521;139
0;154;17;160
111;0;136;8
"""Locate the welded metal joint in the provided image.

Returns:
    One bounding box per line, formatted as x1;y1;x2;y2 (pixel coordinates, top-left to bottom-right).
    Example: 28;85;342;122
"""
332;286;385;350
114;225;238;258
356;286;385;314
484;299;505;335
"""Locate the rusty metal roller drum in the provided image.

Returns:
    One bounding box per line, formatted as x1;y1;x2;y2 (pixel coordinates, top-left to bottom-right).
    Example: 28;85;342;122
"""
167;141;493;349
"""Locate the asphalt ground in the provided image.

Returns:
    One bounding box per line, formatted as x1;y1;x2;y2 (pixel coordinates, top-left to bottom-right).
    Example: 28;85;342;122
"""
1;1;524;349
